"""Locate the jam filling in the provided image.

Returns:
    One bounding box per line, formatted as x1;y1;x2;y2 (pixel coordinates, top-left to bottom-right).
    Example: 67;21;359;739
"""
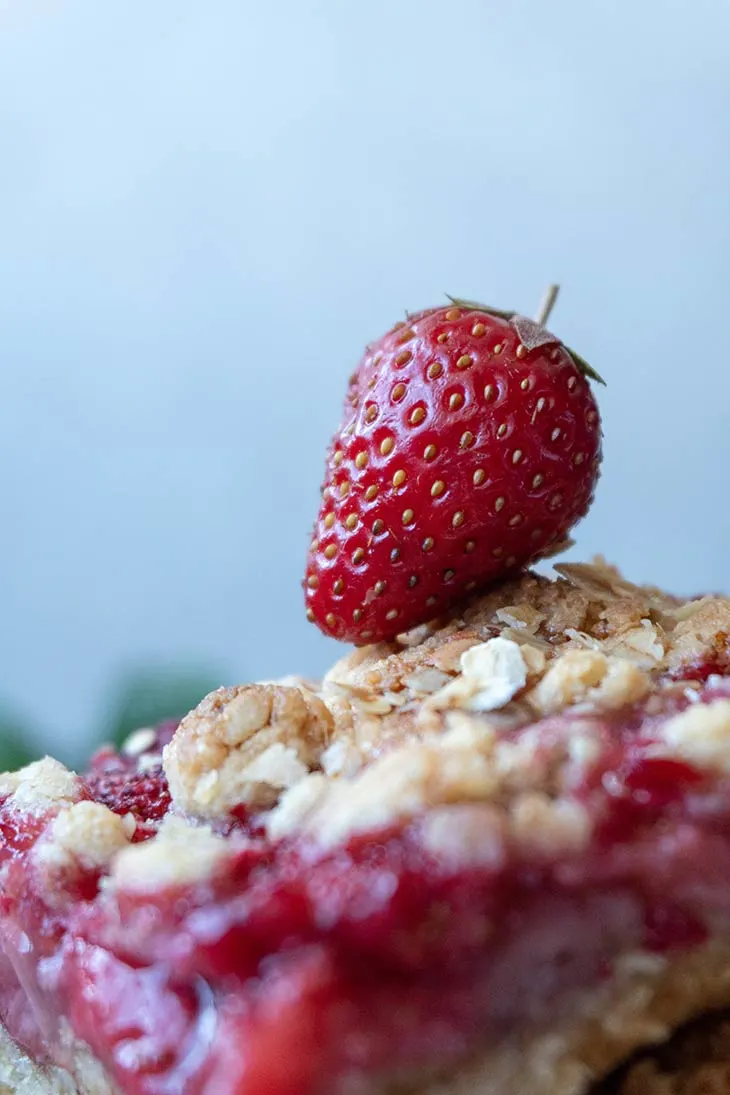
2;682;730;1094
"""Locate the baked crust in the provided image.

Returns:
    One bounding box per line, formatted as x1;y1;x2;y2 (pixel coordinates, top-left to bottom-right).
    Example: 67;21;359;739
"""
0;1022;115;1095
600;1008;730;1095
395;940;730;1095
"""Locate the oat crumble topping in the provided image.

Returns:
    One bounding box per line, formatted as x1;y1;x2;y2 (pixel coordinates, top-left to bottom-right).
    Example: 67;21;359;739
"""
35;801;134;884
111;816;230;890
3;558;730;889
162;683;332;817
0;758;82;815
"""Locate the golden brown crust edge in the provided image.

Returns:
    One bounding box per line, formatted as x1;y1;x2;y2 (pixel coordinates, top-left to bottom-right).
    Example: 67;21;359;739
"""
599;1009;730;1095
390;939;730;1095
0;1021;116;1095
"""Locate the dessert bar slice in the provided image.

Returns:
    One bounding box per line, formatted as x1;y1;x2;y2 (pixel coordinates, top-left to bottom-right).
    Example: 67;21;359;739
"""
2;560;730;1095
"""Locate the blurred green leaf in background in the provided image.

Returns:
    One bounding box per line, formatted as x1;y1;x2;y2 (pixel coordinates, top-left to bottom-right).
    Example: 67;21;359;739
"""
0;704;40;770
0;665;224;771
101;665;223;749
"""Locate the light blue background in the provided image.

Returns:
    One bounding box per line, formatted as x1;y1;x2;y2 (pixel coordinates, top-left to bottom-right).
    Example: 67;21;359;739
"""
1;0;729;756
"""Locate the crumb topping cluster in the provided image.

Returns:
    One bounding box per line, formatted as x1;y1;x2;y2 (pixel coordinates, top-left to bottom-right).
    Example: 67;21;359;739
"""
3;559;730;887
164;683;332;817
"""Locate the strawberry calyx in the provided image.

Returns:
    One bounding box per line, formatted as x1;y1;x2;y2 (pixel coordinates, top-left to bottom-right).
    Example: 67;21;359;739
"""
444;296;515;321
444;294;606;386
563;346;606;387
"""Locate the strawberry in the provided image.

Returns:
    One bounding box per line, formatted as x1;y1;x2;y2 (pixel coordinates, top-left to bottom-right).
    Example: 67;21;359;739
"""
304;291;603;644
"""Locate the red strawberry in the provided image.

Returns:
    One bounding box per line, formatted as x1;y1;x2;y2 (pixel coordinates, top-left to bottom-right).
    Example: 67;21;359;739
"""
304;292;603;644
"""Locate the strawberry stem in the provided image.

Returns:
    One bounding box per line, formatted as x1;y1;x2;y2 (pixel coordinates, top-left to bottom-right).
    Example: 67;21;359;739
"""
533;284;606;386
534;284;560;326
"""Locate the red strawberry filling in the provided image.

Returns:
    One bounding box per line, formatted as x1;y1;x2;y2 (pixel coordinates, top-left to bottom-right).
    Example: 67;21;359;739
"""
1;672;730;1094
84;722;177;840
